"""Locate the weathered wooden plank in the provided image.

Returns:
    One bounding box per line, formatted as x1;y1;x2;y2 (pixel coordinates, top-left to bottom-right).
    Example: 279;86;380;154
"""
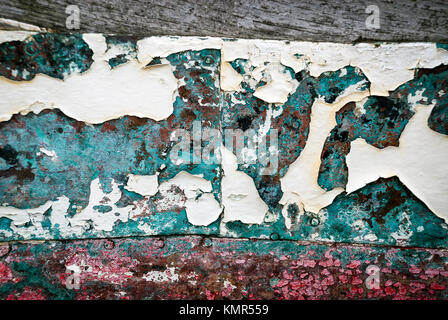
0;0;447;43
0;236;447;300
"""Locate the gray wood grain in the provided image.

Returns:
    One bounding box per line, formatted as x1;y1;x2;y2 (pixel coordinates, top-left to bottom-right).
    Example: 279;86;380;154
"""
0;0;447;43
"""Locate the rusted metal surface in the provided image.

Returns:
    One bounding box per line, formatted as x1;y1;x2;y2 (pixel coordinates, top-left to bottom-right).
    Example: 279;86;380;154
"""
0;236;447;300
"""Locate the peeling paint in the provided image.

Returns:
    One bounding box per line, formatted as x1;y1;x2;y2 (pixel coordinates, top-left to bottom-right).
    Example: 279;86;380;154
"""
346;104;448;221
0;33;178;123
0;31;447;252
221;145;269;224
125;174;158;197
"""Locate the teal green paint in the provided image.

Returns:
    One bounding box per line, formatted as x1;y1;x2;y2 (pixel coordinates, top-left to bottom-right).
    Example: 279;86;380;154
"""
436;43;448;51
0;33;93;81
105;35;138;69
0;48;222;241
93;205;113;213
320;177;448;248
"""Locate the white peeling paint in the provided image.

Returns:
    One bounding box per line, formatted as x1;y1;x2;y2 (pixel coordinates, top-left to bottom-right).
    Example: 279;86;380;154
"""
69;178;132;232
38;148;58;161
280;193;304;230
280;85;370;214
0;171;222;237
48;196;71;231
0;30;37;42
158;171;222;226
158;171;212;197
184;194;222;226
220;39;301;103
137;36;222;65
0;196;70;239
0;33;179;123
253;62;297;104
346;104;448;221
221;145;269;224
218;39;448;97
220;61;243;91
125;174;159;196
0;18;44;32
1;32;447;122
284;42;448;96
280;51;308;74
0;200;54;227
222;41;250;62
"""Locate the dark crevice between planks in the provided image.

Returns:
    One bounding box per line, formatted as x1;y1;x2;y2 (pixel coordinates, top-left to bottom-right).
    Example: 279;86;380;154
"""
1;234;448;251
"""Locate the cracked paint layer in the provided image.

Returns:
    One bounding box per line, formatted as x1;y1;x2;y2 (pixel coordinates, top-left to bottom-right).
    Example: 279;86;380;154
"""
318;64;448;221
319;64;448;192
0;31;447;252
0;40;223;240
104;35;138;69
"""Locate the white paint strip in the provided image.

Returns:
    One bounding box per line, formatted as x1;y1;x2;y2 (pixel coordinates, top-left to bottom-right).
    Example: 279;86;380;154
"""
0;18;44;32
0;34;179;123
137;36;222;65
1;32;447;122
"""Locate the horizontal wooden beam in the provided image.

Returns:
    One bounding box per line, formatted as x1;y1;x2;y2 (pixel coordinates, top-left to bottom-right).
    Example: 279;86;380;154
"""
0;0;447;42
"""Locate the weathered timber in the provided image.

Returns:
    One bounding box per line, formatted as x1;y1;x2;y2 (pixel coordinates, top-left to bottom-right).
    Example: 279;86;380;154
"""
0;0;447;43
